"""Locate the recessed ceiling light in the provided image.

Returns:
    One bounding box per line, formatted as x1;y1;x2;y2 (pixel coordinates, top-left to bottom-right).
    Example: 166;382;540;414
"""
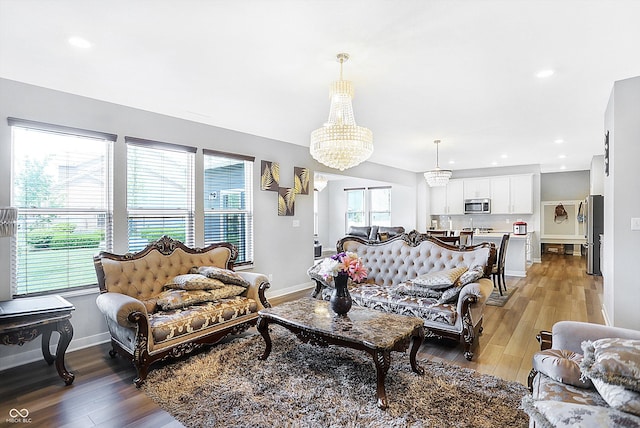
558;154;567;159
536;69;554;78
448;160;455;165
554;139;564;144
560;165;566;170
68;37;92;49
491;161;498;166
500;154;508;159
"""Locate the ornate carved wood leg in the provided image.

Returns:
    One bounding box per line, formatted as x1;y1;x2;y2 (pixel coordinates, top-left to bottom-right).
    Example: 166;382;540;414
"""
41;326;55;365
409;328;424;375
256;316;272;360
55;319;75;385
373;350;391;409
528;368;538;392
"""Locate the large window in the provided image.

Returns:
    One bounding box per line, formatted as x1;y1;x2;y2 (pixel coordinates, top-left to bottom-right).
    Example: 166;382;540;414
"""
203;150;254;265
10;118;114;295
369;187;391;226
126;137;195;251
345;188;366;230
345;186;391;231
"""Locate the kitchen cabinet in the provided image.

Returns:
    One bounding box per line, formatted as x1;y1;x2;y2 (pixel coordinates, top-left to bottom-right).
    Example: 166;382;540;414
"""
490;174;533;214
430;179;464;215
463;178;491;199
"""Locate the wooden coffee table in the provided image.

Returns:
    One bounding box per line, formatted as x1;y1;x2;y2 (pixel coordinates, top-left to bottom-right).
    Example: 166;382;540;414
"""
256;297;424;409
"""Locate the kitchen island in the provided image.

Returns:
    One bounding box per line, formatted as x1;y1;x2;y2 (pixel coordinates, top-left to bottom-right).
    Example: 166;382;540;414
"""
473;232;531;277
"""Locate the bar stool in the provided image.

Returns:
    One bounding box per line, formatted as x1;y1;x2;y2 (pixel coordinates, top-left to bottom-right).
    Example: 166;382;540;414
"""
492;234;510;295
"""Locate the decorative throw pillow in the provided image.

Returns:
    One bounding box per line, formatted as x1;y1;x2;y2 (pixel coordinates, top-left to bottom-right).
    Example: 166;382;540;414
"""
165;274;226;290
456;265;485;286
393;282;443;299
580;338;640;392
437;285;462;304
193;266;251;288
411;267;469;290
532;349;592;388
591;377;640;416
155;285;246;311
139;297;158;314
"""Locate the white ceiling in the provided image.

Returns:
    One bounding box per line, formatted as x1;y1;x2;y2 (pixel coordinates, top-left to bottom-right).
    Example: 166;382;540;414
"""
1;0;639;174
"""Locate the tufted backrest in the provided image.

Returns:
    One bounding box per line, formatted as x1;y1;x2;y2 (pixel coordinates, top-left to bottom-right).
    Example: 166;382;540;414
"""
338;232;493;288
94;237;235;299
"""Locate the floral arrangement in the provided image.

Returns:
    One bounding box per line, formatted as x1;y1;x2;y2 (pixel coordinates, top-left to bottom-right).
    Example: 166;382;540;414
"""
317;251;368;282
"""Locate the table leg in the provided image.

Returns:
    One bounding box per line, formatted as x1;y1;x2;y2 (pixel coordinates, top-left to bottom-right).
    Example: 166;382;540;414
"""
256;316;272;360
41;326;55;365
55;319;75;385
373;350;391;409
409;328;425;375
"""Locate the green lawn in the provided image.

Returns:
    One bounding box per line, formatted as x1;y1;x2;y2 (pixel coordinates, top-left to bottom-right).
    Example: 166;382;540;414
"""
18;247;101;294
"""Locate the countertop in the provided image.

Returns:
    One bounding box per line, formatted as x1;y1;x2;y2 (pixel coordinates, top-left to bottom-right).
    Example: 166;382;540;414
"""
473;232;530;239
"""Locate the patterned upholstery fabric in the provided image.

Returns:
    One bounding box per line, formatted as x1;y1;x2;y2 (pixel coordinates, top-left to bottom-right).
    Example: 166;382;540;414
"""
165;274;226;290
155;286;246;310
581;338;640;392
530;372;606;406
321;284;457;326
149;296;258;344
522;396;640;428
412;266;468;289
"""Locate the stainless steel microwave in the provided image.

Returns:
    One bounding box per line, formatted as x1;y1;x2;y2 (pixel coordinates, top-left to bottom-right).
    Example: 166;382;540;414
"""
464;199;491;214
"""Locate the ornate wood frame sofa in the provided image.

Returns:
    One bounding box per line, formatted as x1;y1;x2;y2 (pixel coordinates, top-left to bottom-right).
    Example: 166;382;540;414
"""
94;236;270;386
523;321;640;427
310;230;496;360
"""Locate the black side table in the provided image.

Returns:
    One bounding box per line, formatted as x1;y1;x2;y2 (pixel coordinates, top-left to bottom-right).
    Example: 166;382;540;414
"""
0;295;75;385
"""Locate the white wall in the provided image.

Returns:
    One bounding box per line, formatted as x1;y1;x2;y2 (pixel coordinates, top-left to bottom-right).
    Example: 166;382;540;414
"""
540;171;590;201
603;76;640;329
590;155;605;196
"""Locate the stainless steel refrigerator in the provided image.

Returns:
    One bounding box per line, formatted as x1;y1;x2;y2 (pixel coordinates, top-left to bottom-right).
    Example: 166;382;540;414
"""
585;195;604;275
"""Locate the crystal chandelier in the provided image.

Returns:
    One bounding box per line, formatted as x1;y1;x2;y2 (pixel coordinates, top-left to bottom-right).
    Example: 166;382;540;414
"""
314;174;328;192
424;140;452;187
310;53;373;171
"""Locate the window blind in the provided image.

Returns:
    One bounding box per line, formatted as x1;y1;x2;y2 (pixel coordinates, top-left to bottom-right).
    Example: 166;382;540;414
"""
10;123;114;295
203;150;254;265
126;137;195;251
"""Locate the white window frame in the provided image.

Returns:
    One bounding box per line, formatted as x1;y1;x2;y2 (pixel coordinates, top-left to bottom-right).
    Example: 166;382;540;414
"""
9;118;115;296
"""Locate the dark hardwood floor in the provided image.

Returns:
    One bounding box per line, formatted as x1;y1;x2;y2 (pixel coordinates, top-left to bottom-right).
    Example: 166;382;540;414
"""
0;253;603;427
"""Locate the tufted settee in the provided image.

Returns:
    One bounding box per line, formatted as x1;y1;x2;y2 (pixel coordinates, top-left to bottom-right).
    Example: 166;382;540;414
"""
523;321;640;427
309;230;496;360
94;236;270;386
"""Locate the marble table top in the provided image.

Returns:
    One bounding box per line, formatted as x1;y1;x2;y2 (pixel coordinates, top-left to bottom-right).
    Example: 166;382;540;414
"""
259;297;423;349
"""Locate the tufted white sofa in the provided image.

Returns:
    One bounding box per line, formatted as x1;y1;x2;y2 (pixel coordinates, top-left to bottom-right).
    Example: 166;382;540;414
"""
310;230;496;360
94;236;270;386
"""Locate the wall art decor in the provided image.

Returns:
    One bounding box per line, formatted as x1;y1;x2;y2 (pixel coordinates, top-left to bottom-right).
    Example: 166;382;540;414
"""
278;187;296;216
260;160;280;191
293;167;310;195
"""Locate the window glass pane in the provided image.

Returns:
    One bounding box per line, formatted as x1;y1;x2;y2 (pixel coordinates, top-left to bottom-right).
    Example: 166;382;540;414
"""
127;142;194;250
11;127;112;295
370;188;390;211
370;212;391;226
203;153;253;265
346;189;365;212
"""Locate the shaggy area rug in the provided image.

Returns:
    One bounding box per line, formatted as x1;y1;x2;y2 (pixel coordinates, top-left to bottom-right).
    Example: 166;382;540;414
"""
486;284;517;307
143;327;529;427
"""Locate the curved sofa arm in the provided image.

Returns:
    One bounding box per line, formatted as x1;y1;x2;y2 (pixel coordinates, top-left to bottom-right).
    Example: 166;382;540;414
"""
236;271;272;309
551;321;640;354
96;292;148;329
458;278;493;307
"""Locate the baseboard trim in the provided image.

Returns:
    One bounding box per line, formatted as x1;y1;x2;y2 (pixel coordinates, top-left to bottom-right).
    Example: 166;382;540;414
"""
267;281;315;299
0;332;111;371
